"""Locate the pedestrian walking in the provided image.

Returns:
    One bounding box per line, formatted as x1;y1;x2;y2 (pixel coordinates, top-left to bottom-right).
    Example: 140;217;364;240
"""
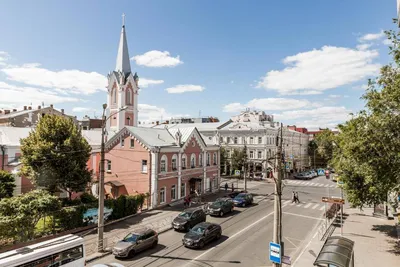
225;182;228;192
231;183;234;192
291;191;296;203
295;192;300;203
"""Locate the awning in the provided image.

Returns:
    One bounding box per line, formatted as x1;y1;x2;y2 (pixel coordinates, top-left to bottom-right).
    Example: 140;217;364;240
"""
106;180;124;187
314;236;355;267
189;178;203;183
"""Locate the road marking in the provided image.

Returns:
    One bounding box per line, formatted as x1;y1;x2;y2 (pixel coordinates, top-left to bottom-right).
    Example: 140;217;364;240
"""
330;185;335;188
289;202;296;206
292;231;319;267
316;183;323;187
284;237;299;248
324;184;329;187
282;212;324;221
185;211;274;266
312;204;319;209
319;206;325;211
297;203;303;207
310;183;316;186
304;203;312;208
283;200;291;205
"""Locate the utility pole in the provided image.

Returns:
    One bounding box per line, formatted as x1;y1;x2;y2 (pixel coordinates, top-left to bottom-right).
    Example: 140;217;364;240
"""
244;140;248;192
272;123;283;267
0;145;5;170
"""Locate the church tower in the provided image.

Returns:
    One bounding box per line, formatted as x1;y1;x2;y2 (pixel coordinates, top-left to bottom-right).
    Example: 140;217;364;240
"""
106;14;139;133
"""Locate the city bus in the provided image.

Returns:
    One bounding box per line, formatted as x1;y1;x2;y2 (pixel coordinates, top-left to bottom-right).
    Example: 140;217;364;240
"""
0;234;85;267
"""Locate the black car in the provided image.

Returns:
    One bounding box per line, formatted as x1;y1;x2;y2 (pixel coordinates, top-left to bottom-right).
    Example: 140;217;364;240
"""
206;198;234;217
172;207;206;232
232;193;253;207
182;222;222;249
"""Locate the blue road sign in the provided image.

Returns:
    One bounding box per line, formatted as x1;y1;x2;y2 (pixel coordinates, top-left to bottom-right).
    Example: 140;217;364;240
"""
269;242;281;264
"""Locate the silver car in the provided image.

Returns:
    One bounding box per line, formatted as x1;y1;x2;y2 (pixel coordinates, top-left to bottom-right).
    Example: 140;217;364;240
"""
112;228;158;258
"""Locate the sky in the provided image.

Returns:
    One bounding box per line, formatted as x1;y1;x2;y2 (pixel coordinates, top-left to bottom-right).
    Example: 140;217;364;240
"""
0;0;396;129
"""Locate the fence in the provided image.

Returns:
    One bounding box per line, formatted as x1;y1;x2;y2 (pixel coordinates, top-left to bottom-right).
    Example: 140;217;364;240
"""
317;203;341;241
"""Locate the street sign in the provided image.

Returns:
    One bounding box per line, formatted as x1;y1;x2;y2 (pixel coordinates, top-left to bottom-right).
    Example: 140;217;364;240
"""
234;170;240;176
282;255;291;265
269;242;281;264
322;197;345;204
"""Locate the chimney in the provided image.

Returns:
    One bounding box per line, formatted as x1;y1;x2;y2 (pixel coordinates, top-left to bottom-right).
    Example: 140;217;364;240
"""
28;106;32;110
38;105;41;110
50;104;53;109
61;109;64;114
12;109;17;112
24;106;27;110
156;121;159;125
4;110;10;114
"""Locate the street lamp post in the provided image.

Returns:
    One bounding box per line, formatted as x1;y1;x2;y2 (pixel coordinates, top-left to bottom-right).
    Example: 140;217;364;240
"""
97;104;127;252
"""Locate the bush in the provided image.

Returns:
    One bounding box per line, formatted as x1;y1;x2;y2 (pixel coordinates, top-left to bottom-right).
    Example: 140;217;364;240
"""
55;205;88;230
80;192;97;204
103;195;142;220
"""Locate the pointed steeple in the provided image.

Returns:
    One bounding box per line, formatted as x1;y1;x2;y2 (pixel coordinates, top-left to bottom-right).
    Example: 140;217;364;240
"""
115;13;131;75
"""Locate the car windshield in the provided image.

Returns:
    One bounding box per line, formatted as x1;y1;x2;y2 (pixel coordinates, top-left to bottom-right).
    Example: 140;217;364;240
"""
179;211;192;218
123;233;139;242
190;225;206;235
212;201;224;207
235;194;246;199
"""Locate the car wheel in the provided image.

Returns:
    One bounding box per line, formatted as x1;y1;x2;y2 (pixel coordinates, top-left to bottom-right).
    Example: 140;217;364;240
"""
152;240;158;248
219;211;224;217
128;249;135;258
198;240;205;249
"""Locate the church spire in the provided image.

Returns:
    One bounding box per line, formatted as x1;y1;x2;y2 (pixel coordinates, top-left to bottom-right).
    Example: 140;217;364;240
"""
115;13;131;75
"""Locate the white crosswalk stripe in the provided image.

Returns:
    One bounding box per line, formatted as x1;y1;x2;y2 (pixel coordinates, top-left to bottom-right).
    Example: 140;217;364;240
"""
324;184;329;187
304;203;312;208
283;200;291;205
320;206;325;211
312;204;319;209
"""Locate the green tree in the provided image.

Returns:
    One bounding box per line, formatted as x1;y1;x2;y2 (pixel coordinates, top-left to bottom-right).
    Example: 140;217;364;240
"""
20;115;92;199
0;171;15;199
0;190;60;242
231;147;248;175
332;26;400;209
314;129;336;165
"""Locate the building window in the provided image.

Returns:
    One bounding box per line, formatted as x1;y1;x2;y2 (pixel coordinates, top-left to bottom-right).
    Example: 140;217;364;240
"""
250;137;254;144
160;188;166;204
227;137;231;143
172;154;177;171
120;138;124;147
107;160;111;172
258;151;262;159
142;160;148;173
113;88;117;104
199;153;203;167
127;117;131;126
160;155;167;172
258;137;262;144
181;183;186;198
126;89;132;105
219;136;223;143
213;152;217;165
228;150;231;158
234;137;238;144
171;185;176;200
130;138;134;148
250;151;254;159
182;154;187;169
207;152;210;166
191;153;196;168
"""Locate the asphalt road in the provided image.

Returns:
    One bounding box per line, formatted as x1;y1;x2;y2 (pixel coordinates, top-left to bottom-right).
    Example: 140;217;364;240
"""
89;176;341;267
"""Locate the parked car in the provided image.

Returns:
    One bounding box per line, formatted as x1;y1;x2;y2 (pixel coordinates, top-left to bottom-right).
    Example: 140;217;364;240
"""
228;190;245;198
182;222;222;249
310;170;318;177
172;207;207;231
112;228;158;258
232;193;253;207
304;171;313;179
206;198;234;217
294;173;306;179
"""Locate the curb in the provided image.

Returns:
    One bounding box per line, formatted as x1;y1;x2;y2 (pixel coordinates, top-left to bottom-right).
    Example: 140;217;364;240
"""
85;226;173;264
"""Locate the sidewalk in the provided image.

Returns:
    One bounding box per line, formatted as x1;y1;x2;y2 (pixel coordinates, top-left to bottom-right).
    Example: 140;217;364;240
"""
293;207;399;266
85;190;229;262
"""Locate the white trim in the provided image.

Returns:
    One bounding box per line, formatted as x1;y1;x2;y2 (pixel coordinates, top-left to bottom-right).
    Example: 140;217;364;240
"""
190;153;196;168
177;152;182;198
150;152;158;208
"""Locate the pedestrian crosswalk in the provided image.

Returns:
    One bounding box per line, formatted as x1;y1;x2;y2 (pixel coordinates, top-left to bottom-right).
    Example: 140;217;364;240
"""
260;197;328;211
284;180;336;188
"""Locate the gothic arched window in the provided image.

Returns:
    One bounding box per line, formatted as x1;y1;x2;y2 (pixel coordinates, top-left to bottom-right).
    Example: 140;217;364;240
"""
126;89;132;105
113;88;117;104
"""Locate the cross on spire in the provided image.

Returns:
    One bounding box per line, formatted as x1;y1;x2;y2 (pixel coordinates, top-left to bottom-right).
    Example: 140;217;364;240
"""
122;13;125;27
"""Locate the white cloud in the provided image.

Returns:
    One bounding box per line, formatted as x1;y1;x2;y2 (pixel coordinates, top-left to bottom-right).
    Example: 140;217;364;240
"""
0;81;80;109
274;106;352;128
139;78;164;88
328;94;341;98
72;107;95;113
356;43;372;51
132;50;183;67
1;63;107;95
223;98;313;113
257;46;380;95
382;39;392;45
165;84;205;94
138;103;190;123
0;51;9;66
358;31;385;42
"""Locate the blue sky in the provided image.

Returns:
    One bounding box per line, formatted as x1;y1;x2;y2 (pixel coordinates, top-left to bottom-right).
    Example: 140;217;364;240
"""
0;0;396;129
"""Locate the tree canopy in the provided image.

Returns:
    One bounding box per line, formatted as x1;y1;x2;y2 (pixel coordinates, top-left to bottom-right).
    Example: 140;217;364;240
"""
231;147;248;174
20;115;92;199
330;27;400;209
0;171;15;199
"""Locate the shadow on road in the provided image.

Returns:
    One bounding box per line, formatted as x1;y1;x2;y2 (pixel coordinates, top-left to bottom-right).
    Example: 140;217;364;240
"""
116;244;168;262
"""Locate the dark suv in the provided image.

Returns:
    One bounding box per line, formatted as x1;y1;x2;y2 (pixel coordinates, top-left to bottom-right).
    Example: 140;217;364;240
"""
232;193;253;207
206;198;234;217
172;207;206;231
182;222;222;249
